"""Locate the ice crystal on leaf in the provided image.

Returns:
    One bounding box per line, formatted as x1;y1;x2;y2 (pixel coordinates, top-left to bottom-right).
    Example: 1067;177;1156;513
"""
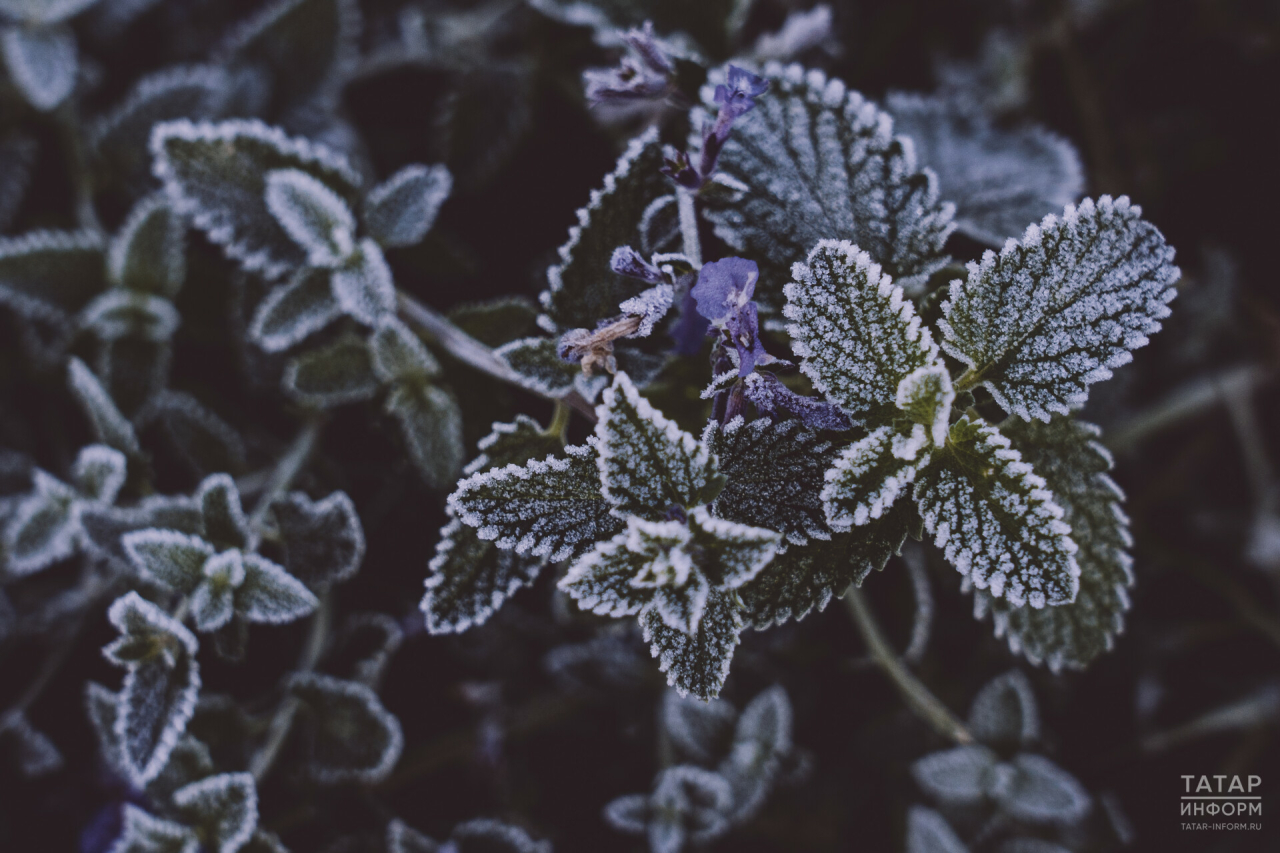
110;803;200;853
171;772;259;853
906;806;968;853
939;196;1180;421
823;424;933;531
605;765;734;853
362;163;452;249
263;168;356;268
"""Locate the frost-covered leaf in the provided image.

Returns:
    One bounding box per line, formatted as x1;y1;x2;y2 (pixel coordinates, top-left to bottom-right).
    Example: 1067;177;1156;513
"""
898;365;956;448
364;164;452;249
0;229;105;326
886;93;1084;247
494;337;579;397
109;194;187;297
105;592;202;788
823;424;933;532
331;239;395;326
370;316;439;384
450;443;621;562
98;335;171;419
784;240;940;422
386;819;438;853
912;744;998;806
641;587;742;699
989;754;1090;825
968;670;1039;749
4;470;79;576
702;63;954;309
386;381;464;489
288;672;403;784
172;772;258;853
538;127;668;331
421;517;544;635
596;372;716;518
906;806;969;853
0;0;100;25
939;196;1180;421
235;552;318;624
190;551;238;631
915;417;1079;608
197;473;250;552
269;490;364;587
981;418;1133;669
151;119;362;279
449;818;552;853
145;734;214;803
87;681;124;771
67;357;141;455
143;391;247;477
1;23;77;111
241;830;290;853
0;710;63;776
249;266;343;352
264;168;356;267
110;804;200;853
662;689;736;765
704;416;836;548
649;765;734;852
283;333;378;408
720;685;792;821
82;495;203;574
463;415;563;477
449;297;541;348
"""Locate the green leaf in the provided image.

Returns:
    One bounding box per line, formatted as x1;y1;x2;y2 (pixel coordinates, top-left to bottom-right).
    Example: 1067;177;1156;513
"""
595;372;716;518
641;587;742;700
1;23;77;111
235;552;318;624
287;672;403;784
197;473;251;552
67;357;141;455
989;755;1090;825
248;266;343;352
283;333;378;408
915;417;1079;608
141;391;247;478
80;290;180;342
0;229;105;322
906;806;969;853
912;744;999;805
385;382;464;489
448;296;540;348
172;772;259;853
263;168;356;267
784;239;940;423
822;424;933;532
558;522;667;620
462;415;563;476
151;118;362;279
122;529;215;593
421;517;544;634
538;127;669;331
111;804;200;853
330;238;395;325
967;670;1039;749
702;63;954;311
4;470;79;576
370;316;439;384
81;495;204;574
718;685;793;822
978;418;1133;670
269;490;365;587
189;552;239;632
109;194;187;297
938;195;1179;421
494;336;579;397
363;163;452;249
897;365;956;448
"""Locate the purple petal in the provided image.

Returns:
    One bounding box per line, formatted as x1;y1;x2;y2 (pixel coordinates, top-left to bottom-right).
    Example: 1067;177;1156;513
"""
670;283;711;356
610;246;666;284
690;257;758;324
744;372;854;431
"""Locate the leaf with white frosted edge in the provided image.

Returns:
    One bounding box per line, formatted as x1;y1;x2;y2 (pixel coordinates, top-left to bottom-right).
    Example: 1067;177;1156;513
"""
369;316;439;384
604;792;650;836
264;168;356;267
269;491;365;587
189;550;241;632
646;765;735;851
142;391;247;477
386;382;464;489
422;517;544;634
386;819;439;853
287;672;403;784
719;685;792;822
784;239;940;422
248;266;343;352
663;689;737;765
822;424;933;531
687;506;780;589
939;196;1180;421
641;587;742;699
110;194;187;297
1;24;77;111
595;372;716;519
110;804;200;853
73;444;128;503
619;283;674;338
105;592;202;788
0;711;63;776
979;417;1133;670
912;744;999;805
196;473;250;552
915;417;1079;608
494;337;578;397
558;525;662;619
145;734;214;803
450;818;552;853
67;357;141;455
234;552;318;624
3;471;79;576
283;333;377;408
0;0;101;25
702;63;955;310
150;119;362;279
98;335;172;419
906;806;970;853
968;670;1039;749
86;681;125;772
331;238;395;326
82;496;204;575
898;365;956;448
463;415;563;477
80;290;180;343
538;127;668;331
172;772;258;853
886;93;1084;247
705;416;835;548
0;229;105;323
364;164;452;249
989;754;1090;825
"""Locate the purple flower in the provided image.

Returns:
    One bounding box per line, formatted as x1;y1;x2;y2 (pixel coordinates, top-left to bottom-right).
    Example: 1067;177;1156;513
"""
713;65;770;121
744;372;853;431
662;65;768;190
610;246;666;284
691;257;758;324
584;22;673;105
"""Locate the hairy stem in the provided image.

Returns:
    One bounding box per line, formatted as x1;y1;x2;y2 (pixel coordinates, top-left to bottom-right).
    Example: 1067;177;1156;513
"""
250;591;332;783
953;366;985;394
676;186;703;268
396;291;597;422
843;587;974;744
544;402;571;442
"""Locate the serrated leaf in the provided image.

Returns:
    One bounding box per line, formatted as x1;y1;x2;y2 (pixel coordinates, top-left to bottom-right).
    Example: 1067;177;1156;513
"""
331;239;395;326
249;266;343;352
0;229;106;324
989;754;1090;825
151;119;362;279
263;168;356;267
370;316;439;384
912;744;998;806
939;196;1179;421
235;552;318;624
109;194;187;297
4;470;80;576
82;495;204;574
494;337;579;397
538;127;668;331
886;93;1084;247
1;23;77;111
915;417;1079;608
906;806;970;853
288;672;403;784
110;804;200;853
719;685;792;821
197;473;250;551
648;765;735;851
702;63;954;309
558;522;668;619
980;418;1133;670
283;333;378;408
269;490;364;587
596;372;716;518
784;240;940;422
968;670;1039;749
421;517;544;635
822;424;933;532
105;592;202;788
172;772;258;853
463;415;563;477
386;382;464;489
448;297;540;348
67;357;141;455
662;689;736;765
364;164;451;249
641;587;742;699
704;416;836;548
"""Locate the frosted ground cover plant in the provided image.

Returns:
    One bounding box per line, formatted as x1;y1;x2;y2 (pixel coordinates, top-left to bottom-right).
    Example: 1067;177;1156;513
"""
4;0;1267;851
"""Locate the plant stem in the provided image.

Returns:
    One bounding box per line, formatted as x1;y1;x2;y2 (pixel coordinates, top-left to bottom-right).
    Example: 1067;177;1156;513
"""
953;366;985;394
250;591;332;783
544;402;571;441
247;416;324;541
676;186;702;268
843;587;974;745
396;291;597;422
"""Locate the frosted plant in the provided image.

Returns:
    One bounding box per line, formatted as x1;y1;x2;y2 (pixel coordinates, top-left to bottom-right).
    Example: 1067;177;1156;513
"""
0;0;100;111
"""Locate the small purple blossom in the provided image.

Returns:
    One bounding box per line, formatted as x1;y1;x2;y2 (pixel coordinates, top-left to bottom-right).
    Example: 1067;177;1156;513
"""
669;284;711;356
584;22;674;106
713;65;770;121
692;258;770;376
610;246;666;284
744;372;854;431
662;65;768;189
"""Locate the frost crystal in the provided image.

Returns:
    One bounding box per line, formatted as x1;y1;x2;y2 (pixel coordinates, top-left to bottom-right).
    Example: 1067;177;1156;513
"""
248;266;343;352
263;168;356;268
939;196;1180;421
110;804;200;853
171;772;258;853
269;490;366;587
1;24;78;112
363;163;452;249
282;332;378;408
823;425;932;531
